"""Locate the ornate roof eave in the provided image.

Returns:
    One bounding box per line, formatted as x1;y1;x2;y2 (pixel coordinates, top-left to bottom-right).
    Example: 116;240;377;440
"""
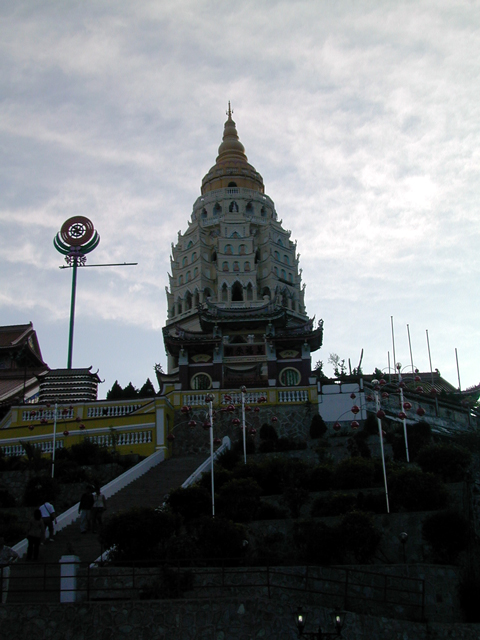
198;301;288;330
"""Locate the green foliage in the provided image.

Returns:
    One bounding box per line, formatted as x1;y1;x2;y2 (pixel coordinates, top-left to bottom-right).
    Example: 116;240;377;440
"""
310;414;327;439
167;485;212;523
392;421;432;462
283;485;310;518
217;478;262;523
106;380;124;400
389;467;448;512
338;510;381;563
0;488;16;507
67;439;117;466
139;378;156;398
293;520;342;565
106;378;156;400
363;413;379;436
23;475;59;507
123;382;139;400
306;465;333;492
259;422;278;441
194;517;247;564
255;501;288;520
198;466;234;493
422;510;469;563
311;493;357;517
216;447;241;471
101;507;178;562
0;511;24;545
416;443;472;482
329;353;347;378
333;457;375;489
21;442;49;473
347;432;371;458
54;460;88;484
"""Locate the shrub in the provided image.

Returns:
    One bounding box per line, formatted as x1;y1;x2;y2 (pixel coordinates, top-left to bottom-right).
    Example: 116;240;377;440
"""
195;517;247;563
139;567;193;599
198;466;234;493
0;488;16;507
251;532;288;565
216;448;241;471
333;457;375;490
259;423;278;441
307;465;333;492
416;443;472;482
258;440;276;453
311;493;357;517
54;460;88;484
338;511;381;563
68;439;115;466
255;501;288;520
310;414;328;439
422;510;469;563
283;485;310;518
0;511;24;545
389;467;448;512
217;478;262;523
23;475;59;506
101;508;178;562
167;485;212;523
347;431;371;458
392;421;432;462
293;520;342;565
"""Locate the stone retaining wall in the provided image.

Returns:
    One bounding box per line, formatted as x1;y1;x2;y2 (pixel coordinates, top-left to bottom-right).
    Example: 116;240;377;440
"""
0;597;479;639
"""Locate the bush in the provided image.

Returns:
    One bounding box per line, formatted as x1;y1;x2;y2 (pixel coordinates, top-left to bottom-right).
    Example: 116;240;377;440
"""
422;510;469;563
198;466;234;493
389;467;448;512
333;457;375;490
101;508;178;562
0;488;16;507
347;432;371;458
217;478;262;522
392;421;432;462
416;443;472;482
139;567;193;600
255;501;288;520
216;448;241;471
307;465;333;491
23;475;59;506
68;439;116;466
54;460;88;484
310;414;327;439
293;520;342;565
167;485;212;523
259;422;278;441
311;493;357;517
338;511;381;563
0;511;24;545
283;485;310;518
195;517;247;564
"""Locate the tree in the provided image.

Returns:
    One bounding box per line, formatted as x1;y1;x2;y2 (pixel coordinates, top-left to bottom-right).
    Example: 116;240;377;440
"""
310;413;327;439
139;378;156;397
106;380;124;400
123;382;139;400
328;353;347;378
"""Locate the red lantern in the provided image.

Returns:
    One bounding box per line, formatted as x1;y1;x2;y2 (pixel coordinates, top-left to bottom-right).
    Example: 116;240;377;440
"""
232;417;241;426
240;386;247;394
415;375;421;382
224;394;232;402
213;437;222;445
403;402;412;411
381;392;389;399
167;433;175;441
333;422;341;431
351;405;360;415
271;416;278;423
28;425;34;431
188;420;196;428
245;405;251;412
63;430;69;437
249;428;257;435
227;404;235;412
350;393;356;399
415;386;424;394
181;405;190;414
379;379;387;386
376;410;385;419
76;416;81;422
398;382;406;389
254;407;260;413
46;404;51;408
430;388;438;396
258;396;267;403
416;407;426;417
62;409;68;415
351;420;359;430
79;424;86;430
30;410;36;417
41;418;48;424
202;421;211;430
366;395;374;402
398;411;407;420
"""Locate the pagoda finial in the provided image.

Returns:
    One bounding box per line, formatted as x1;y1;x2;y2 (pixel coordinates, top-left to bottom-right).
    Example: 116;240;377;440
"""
226;101;233;119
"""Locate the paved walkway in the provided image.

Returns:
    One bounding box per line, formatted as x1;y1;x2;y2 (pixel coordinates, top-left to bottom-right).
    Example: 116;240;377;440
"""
7;454;206;603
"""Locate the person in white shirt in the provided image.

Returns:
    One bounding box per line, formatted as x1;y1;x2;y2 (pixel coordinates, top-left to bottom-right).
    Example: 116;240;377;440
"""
39;502;57;541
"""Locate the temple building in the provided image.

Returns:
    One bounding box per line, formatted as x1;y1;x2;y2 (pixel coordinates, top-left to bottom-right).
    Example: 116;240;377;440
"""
158;105;323;392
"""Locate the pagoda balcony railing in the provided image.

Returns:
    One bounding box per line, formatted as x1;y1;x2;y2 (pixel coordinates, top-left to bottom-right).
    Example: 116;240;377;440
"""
20;403;143;422
182;387;311;407
195;188;274;208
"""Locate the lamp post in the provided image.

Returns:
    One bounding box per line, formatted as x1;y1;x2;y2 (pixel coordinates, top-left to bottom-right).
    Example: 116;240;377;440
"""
205;393;215;518
371;379;390;514
294;607;346;639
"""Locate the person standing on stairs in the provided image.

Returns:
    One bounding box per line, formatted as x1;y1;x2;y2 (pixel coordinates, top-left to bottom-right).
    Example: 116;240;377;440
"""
39;501;57;541
78;485;95;534
26;509;45;561
91;486;107;534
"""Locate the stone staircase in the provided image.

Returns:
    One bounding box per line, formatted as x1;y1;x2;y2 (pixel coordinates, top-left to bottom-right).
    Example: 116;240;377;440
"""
7;454;207;603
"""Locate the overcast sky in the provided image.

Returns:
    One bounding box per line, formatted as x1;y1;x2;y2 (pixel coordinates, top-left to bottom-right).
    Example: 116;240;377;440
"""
1;0;479;398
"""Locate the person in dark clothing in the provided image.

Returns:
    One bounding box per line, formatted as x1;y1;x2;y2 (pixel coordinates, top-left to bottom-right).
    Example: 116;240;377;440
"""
78;485;95;533
26;509;45;560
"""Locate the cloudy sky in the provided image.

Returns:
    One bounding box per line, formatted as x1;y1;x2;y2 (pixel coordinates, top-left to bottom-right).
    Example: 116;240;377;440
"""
1;0;479;398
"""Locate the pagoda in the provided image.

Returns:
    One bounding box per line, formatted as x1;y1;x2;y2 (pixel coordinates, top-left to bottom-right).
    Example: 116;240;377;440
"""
158;105;323;393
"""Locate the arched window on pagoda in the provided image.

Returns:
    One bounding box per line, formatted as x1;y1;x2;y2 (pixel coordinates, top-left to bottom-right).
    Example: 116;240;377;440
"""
182;256;188;267
244;262;250;271
194;290;199;307
239;244;246;255
281;269;287;281
246;202;254;215
192;252;197;262
225;244;233;255
212;251;217;262
221;283;228;302
228;181;237;188
277;238;284;247
179;275;184;285
222;262;229;271
187;241;194;249
233;261;240;272
262;287;271;300
284;255;290;264
204;287;212;299
274;250;280;261
246;283;253;301
201;209;207;219
289;273;293;283
229;201;239;212
186;271;191;282
231;281;243;301
193;267;198;278
177;299;183;315
261;206;267;217
213;203;222;216
185;291;192;311
274;267;279;277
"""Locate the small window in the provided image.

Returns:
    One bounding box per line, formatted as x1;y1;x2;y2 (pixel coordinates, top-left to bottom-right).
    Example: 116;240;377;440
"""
179;275;184;285
231;281;243;301
191;373;212;390
225;244;233;255
274;267;279;277
284;255;290;265
281;269;286;280
233;261;239;272
289;273;293;283
244;262;250;271
228;182;237;187
246;202;254;215
229;201;239;212
222;262;229;271
274;250;280;261
239;245;246;255
193;267;198;277
261;206;267;217
277;238;284;247
201;209;207;219
182;257;188;267
221;283;228;301
186;271;191;282
279;368;301;386
187;241;194;248
213;203;222;216
192;252;197;262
